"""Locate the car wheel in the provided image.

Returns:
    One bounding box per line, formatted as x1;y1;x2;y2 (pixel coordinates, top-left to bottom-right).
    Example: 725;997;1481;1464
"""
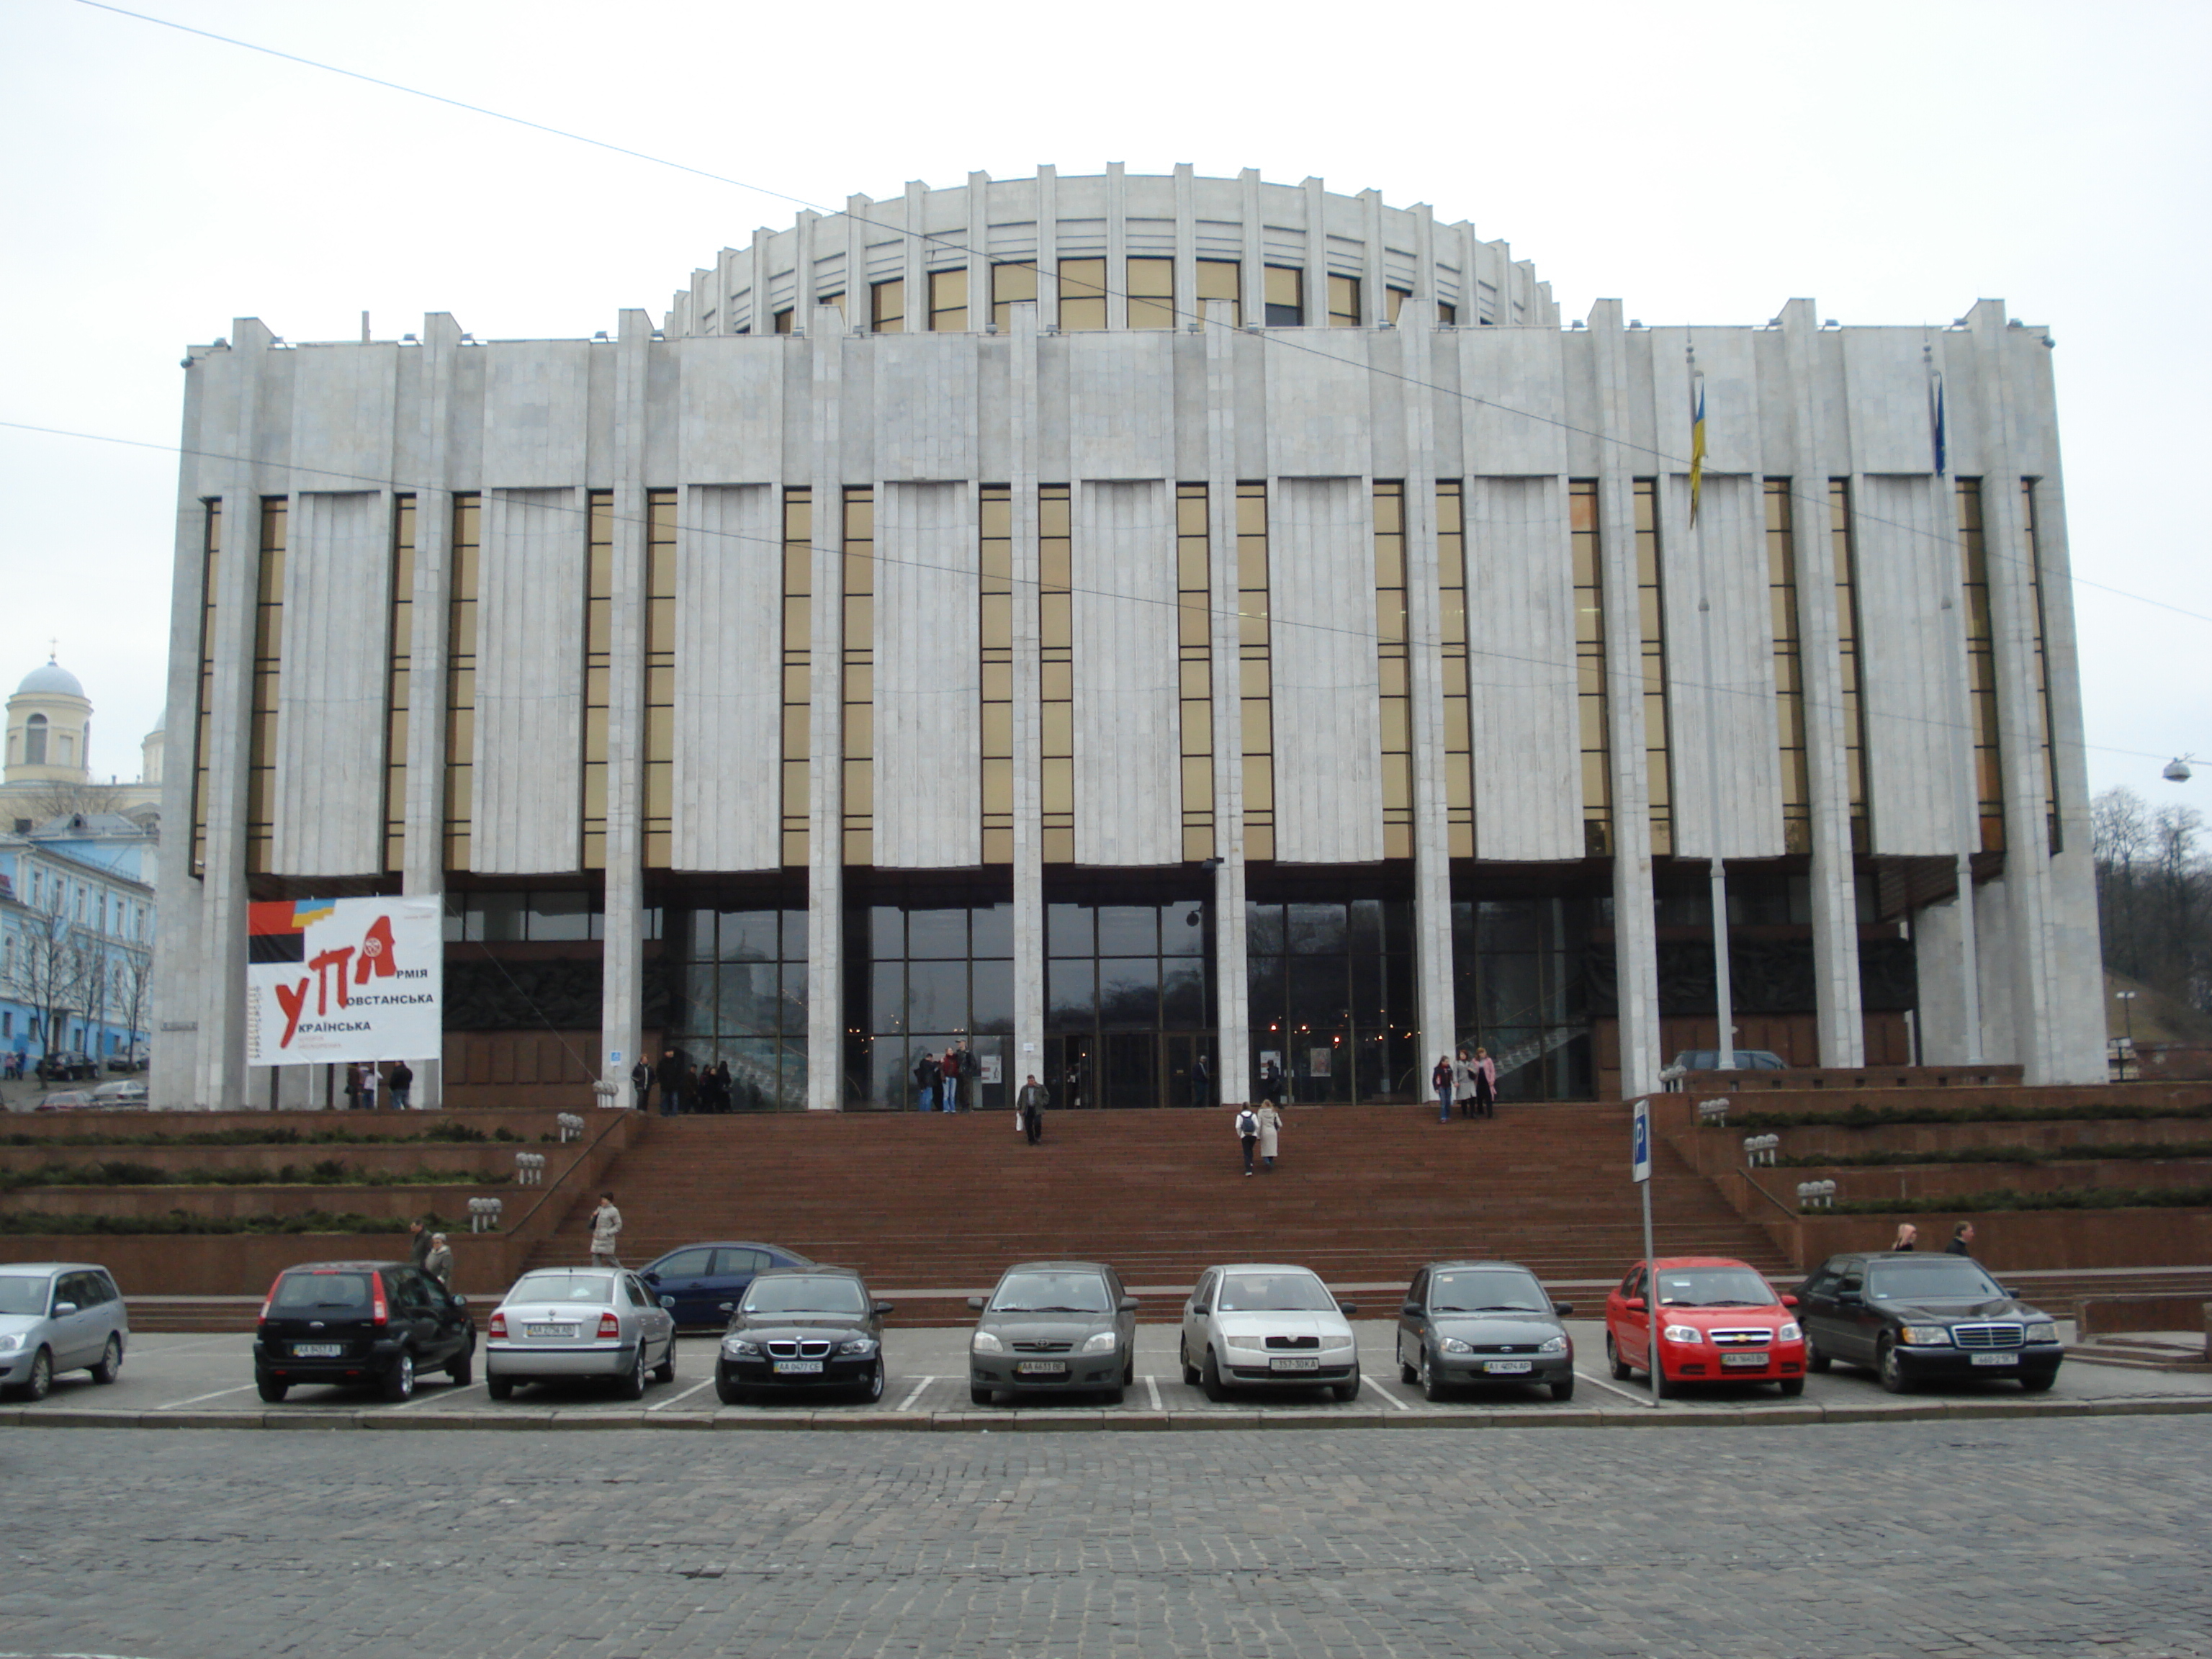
382;1351;416;1403
970;1385;997;1406
2018;1369;2057;1394
1419;1349;1449;1403
447;1344;473;1387
1331;1367;1361;1404
1200;1346;1228;1403
1777;1377;1805;1398
1123;1350;1136;1387
859;1357;885;1404
1104;1380;1126;1406
1876;1336;1910;1395
1179;1336;1200;1387
256;1375;287;1403
652;1338;677;1385
1550;1377;1575;1403
91;1334;124;1385
1398;1341;1418;1386
1606;1334;1632;1381
714;1370;745;1406
19;1346;53;1403
618;1345;647;1401
485;1374;513;1401
1806;1339;1832;1374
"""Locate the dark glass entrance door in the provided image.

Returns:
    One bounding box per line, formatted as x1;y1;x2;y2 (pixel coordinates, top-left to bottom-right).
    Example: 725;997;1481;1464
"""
1100;1032;1159;1110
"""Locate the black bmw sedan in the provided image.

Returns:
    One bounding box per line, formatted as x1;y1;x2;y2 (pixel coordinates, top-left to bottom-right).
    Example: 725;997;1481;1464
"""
713;1267;891;1405
1795;1250;2064;1393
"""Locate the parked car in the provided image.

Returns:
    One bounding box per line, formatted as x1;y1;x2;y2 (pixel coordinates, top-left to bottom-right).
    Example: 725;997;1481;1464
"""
91;1079;149;1107
1394;1259;1575;1402
35;1089;101;1112
253;1260;475;1403
1604;1256;1807;1395
1179;1263;1361;1403
0;1262;129;1401
714;1266;890;1405
35;1051;97;1083
485;1267;678;1400
968;1260;1139;1406
1794;1251;2064;1393
107;1045;150;1073
639;1240;815;1327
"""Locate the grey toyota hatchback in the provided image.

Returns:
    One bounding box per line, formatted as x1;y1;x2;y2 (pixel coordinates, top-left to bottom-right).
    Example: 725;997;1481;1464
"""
968;1260;1138;1405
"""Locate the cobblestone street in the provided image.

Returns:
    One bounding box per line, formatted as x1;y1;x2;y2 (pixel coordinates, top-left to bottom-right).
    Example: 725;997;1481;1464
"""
6;1418;2208;1658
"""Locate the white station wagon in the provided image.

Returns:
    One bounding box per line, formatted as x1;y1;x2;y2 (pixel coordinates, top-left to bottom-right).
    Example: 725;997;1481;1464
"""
1178;1262;1361;1402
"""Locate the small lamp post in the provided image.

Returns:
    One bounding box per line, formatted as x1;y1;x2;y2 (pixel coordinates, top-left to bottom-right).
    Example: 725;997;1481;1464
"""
2116;989;2139;1049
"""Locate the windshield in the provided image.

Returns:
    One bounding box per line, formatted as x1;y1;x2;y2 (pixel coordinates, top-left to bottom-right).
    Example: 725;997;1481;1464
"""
1430;1269;1549;1314
0;1277;50;1316
745;1277;869;1316
1215;1272;1338;1314
513;1273;615;1305
1654;1268;1776;1308
1867;1262;2005;1302
990;1272;1113;1314
274;1272;372;1311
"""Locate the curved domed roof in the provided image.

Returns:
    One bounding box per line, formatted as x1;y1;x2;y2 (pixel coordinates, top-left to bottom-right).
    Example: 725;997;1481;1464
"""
15;658;85;699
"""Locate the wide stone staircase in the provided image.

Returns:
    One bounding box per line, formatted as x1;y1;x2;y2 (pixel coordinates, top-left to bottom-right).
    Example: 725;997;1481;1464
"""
522;1102;1789;1321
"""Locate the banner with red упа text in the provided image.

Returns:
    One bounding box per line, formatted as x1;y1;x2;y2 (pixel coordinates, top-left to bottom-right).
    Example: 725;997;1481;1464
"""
245;897;444;1066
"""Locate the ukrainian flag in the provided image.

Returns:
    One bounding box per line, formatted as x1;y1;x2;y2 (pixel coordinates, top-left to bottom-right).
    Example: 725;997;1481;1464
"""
1688;377;1707;528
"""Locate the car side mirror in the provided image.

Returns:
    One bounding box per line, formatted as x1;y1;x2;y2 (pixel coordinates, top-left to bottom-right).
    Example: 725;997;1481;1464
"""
716;1301;734;1312
1781;1293;1799;1308
1338;1303;1358;1318
1553;1303;1574;1318
1624;1298;1646;1313
1118;1296;1140;1312
53;1302;78;1317
641;1271;660;1283
1401;1300;1423;1318
658;1296;675;1310
967;1296;987;1310
1190;1304;1208;1316
452;1295;469;1309
873;1301;894;1319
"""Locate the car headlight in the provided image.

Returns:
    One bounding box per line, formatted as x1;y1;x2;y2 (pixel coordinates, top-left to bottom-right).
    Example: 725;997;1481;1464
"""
971;1331;1004;1354
2025;1322;2059;1344
1223;1336;1266;1354
1538;1335;1569;1354
1079;1331;1117;1354
1438;1336;1474;1355
1899;1325;1952;1346
0;1333;22;1352
1320;1336;1356;1355
1661;1324;1704;1344
722;1338;760;1359
836;1336;878;1357
1776;1321;1802;1342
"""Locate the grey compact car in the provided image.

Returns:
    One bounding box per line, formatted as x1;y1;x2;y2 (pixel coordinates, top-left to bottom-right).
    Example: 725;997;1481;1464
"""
485;1267;678;1400
968;1261;1139;1405
1394;1259;1575;1402
0;1262;129;1401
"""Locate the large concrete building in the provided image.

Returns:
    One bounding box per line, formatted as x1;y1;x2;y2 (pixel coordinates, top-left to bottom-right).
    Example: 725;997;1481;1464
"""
152;166;2103;1112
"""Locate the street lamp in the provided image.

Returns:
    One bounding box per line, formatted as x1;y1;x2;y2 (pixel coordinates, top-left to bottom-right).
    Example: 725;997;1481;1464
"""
2116;989;2139;1048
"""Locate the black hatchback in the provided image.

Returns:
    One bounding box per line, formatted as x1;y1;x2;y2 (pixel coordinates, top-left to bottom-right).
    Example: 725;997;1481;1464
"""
713;1267;891;1405
1795;1251;2064;1393
253;1261;476;1403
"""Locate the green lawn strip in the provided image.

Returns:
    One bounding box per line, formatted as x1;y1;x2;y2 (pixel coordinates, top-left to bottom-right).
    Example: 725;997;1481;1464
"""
0;1160;512;1192
1731;1101;2212;1131
1830;1184;2212;1216
1779;1140;2212;1169
0;1208;485;1236
0;1123;545;1149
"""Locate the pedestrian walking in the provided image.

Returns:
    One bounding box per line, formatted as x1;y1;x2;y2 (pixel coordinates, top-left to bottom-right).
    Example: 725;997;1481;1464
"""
1471;1046;1498;1118
1234;1104;1260;1176
408;1218;432;1269
388;1059;414;1110
1190;1053;1212;1109
423;1232;453;1287
1945;1222;1975;1256
1892;1223;1918;1252
1256;1100;1283;1172
1452;1048;1478;1120
1432;1054;1454;1123
656;1050;684;1117
1017;1073;1049;1145
914;1048;940;1112
589;1192;624;1267
631;1057;652;1112
360;1062;380;1112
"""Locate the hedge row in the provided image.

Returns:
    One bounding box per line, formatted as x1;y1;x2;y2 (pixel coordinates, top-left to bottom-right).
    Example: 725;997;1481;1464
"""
0;1123;540;1150
1779;1141;2212;1169
0;1209;472;1236
0;1161;511;1192
1830;1186;2212;1216
1730;1101;2212;1131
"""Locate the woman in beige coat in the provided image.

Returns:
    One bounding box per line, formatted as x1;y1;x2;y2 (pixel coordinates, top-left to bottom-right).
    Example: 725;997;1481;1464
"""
1255;1102;1284;1172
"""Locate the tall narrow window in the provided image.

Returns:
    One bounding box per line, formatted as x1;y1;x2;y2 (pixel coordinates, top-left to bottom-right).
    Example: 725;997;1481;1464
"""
1128;258;1175;330
1632;480;1673;856
980;487;1015;863
644;490;678;869
927;269;968;332
244;498;287;875
1570;480;1611;856
1039;485;1075;863
583;492;613;870
1828;481;1872;852
1263;266;1303;327
443;494;480;871
841;487;873;865
189;500;220;878
870;279;905;334
1373;482;1412;859
383;495;415;872
1237;483;1275;862
781;490;813;868
1177;485;1215;861
1328;274;1362;328
772;310;794;335
1435;481;1473;858
1196;259;1241;326
1764;481;1811;855
2020;481;2062;853
989;263;1037;331
1058;260;1108;332
1954;480;2004;853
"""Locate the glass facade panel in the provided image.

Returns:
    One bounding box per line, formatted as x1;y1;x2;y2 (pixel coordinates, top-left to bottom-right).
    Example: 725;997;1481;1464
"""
189;501;220;876
1828;480;1872;851
2019;480;2062;853
1041;896;1214;1109
927;269;967;332
642;490;677;868
1327;273;1361;327
1263;266;1303;327
1569;481;1611;855
782;491;813;866
980;485;1014;863
1127;256;1175;329
1237;484;1274;860
1374;482;1412;858
1246;897;1416;1104
1195;258;1241;326
841;488;873;862
989;261;1036;332
444;495;481;869
1450;897;1592;1102
1763;480;1811;855
1436;482;1474;856
870;279;904;333
1059;258;1107;331
384;496;415;871
665;901;809;1110
1633;480;1673;855
242;498;286;874
1040;486;1075;862
1954;480;2005;853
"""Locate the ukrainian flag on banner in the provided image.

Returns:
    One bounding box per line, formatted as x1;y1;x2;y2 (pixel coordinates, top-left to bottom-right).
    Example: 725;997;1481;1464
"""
1688;377;1707;528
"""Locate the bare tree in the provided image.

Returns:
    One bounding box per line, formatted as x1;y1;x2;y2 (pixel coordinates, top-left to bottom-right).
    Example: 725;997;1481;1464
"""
2095;786;2212;1024
4;901;91;1060
4;781;132;830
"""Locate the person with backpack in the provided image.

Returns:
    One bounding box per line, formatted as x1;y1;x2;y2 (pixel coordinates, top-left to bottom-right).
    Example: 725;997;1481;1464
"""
1233;1103;1261;1176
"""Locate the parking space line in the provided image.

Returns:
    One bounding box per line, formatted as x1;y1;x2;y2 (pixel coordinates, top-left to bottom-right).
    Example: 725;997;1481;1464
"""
386;1380;481;1409
895;1375;934;1411
156;1383;261;1410
648;1376;716;1411
1360;1376;1416;1413
1145;1375;1161;1411
1573;1366;1650;1405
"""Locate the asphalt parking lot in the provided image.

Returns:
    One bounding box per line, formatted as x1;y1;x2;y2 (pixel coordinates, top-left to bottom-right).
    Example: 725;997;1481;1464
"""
13;1316;2211;1430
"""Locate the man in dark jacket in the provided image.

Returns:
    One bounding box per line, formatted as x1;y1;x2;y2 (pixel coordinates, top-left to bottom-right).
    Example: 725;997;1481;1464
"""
631;1058;652;1112
1945;1222;1976;1256
914;1050;940;1112
1017;1074;1049;1145
657;1051;685;1116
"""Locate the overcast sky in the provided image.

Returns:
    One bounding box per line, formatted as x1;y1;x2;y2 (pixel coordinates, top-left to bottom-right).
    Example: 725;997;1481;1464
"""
2;0;2205;806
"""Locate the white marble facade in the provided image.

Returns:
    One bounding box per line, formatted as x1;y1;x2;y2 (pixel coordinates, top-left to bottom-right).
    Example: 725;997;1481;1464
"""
151;171;2103;1110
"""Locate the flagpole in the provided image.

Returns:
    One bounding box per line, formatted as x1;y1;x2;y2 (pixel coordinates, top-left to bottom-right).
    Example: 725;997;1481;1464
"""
1688;354;1734;1071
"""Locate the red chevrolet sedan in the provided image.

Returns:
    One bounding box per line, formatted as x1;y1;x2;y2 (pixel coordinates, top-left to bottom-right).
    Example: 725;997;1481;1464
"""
1604;1256;1807;1396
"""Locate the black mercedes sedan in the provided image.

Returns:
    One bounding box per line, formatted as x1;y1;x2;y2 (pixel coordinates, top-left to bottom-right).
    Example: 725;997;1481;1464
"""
1795;1251;2064;1393
713;1267;891;1405
1393;1259;1575;1402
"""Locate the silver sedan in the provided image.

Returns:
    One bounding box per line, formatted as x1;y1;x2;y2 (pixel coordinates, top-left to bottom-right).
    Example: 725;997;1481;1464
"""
484;1267;677;1401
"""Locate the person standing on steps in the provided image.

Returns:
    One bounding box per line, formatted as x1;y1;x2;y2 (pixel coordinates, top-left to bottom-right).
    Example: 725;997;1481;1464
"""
388;1059;414;1111
941;1043;963;1113
343;1063;363;1112
914;1048;940;1112
1234;1103;1260;1176
408;1218;433;1270
1017;1073;1049;1145
1471;1046;1498;1119
631;1057;652;1112
1190;1053;1212;1110
657;1050;685;1118
1432;1054;1455;1123
589;1192;624;1267
1256;1100;1283;1172
423;1232;453;1287
1452;1048;1478;1120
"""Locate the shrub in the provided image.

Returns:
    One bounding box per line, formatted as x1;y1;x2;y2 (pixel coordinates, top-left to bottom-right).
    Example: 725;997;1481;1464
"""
1830;1185;2212;1216
0;1208;483;1236
1730;1100;2212;1132
1778;1141;2212;1169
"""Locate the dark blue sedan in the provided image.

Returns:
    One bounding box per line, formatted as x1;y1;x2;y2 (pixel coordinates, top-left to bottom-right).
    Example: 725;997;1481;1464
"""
639;1241;814;1328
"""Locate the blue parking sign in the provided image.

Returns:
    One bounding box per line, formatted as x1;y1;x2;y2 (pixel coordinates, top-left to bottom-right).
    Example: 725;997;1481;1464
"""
1631;1099;1652;1184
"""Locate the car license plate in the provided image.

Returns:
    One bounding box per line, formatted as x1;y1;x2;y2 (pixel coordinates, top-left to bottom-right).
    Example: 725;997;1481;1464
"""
1484;1360;1533;1375
292;1343;343;1358
525;1323;577;1339
773;1359;824;1375
1015;1361;1068;1375
1269;1356;1319;1372
1721;1352;1770;1368
1970;1352;2020;1367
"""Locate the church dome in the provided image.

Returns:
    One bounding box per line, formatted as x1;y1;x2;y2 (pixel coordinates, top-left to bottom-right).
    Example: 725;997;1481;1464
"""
16;658;86;699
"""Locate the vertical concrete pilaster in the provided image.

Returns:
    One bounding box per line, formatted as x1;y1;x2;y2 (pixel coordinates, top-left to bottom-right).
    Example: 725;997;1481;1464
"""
1205;304;1251;1105
598;310;653;1104
804;326;847;1109
1009;303;1046;1102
